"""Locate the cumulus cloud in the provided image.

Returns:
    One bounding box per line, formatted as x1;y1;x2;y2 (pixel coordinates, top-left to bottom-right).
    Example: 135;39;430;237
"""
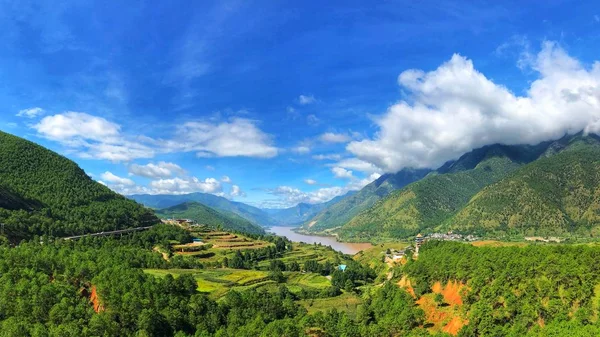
268;171;381;208
333;158;383;174
319;132;351;143
33;112;154;161
230;185;246;197
31;113;278;161
304;179;317;185
149;177;222;195
128;162;185;179
16;107;44;118
221;175;232;183
331;167;353;179
269;186;345;206
101;171;135;186
170;118;278;158
347;42;600;173
298;94;316;105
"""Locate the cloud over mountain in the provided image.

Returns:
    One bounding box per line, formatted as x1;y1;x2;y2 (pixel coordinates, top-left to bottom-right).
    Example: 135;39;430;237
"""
348;42;600;173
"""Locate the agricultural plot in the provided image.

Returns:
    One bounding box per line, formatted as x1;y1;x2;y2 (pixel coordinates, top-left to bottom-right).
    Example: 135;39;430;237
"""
143;268;272;299
299;293;363;318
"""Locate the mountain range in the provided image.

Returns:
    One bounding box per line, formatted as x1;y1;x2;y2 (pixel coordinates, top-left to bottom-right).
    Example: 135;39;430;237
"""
331;133;600;240
129;192;277;227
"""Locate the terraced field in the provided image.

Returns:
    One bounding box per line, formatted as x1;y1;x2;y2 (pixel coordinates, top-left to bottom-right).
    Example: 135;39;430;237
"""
144;268;273;299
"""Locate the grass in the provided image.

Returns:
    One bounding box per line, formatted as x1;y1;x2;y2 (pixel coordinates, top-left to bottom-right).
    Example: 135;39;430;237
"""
143;268;270;299
299;293;363;318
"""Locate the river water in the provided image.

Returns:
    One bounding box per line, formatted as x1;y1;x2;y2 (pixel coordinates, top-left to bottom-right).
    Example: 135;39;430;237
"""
268;226;373;255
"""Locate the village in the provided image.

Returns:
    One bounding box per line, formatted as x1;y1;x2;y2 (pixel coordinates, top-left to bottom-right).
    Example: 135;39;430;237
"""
384;232;480;263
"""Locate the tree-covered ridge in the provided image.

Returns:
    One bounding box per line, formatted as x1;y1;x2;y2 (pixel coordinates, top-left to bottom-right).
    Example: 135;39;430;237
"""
450;141;600;236
404;241;600;336
156;201;265;235
339;134;600;240
0;130;158;240
301;168;431;232
339;151;526;240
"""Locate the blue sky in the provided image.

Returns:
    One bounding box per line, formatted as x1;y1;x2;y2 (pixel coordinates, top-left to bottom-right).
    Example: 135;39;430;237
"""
2;0;600;208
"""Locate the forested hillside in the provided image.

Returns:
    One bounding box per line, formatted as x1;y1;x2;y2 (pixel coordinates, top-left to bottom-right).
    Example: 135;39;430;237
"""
450;139;600;236
339;134;599;240
156;201;265;235
301;169;431;233
404;241;600;336
129;193;276;227
0;131;158;241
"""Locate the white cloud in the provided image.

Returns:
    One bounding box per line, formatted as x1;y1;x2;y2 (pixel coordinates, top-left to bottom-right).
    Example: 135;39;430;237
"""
347;42;600;173
221;175;232;183
32;112;154;161
334;158;383;174
205;165;215;171
149;177;222;195
101;171;135;186
16;107;44;118
268;171;381;208
304;179;317;185
307;114;320;126
32;113;278;161
292;146;311;154
128;162;185;179
319;132;351;143
331;167;353;179
230;184;246;197
269;186;345;206
312;154;342;161
171;118;278;158
298;94;316;105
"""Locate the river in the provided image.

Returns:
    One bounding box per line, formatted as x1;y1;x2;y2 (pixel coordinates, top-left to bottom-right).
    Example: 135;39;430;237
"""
268;226;373;255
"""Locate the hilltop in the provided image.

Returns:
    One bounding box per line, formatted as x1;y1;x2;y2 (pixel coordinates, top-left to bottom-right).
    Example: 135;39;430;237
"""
129;192;276;227
0;131;158;241
449;137;600;236
155;201;265;235
300;169;431;233
338;133;600;240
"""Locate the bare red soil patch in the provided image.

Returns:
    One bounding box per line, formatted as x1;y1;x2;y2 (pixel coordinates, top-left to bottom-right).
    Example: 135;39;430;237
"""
90;285;104;313
443;316;467;335
432;280;465;306
397;276;416;298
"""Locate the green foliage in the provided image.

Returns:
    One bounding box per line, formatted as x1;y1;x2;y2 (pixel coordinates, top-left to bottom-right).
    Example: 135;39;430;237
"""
302;169;430;232
0;131;158;241
405;240;600;335
451;142;600;236
156;201;265;235
340;134;600;239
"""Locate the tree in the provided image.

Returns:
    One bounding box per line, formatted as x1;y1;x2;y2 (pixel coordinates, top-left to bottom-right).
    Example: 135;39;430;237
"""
344;279;354;293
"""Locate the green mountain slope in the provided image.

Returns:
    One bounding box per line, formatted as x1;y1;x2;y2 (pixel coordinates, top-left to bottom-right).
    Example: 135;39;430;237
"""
129;193;276;226
0;131;158;240
338;137;576;240
449;137;600;236
155;201;265;235
300;169;431;233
